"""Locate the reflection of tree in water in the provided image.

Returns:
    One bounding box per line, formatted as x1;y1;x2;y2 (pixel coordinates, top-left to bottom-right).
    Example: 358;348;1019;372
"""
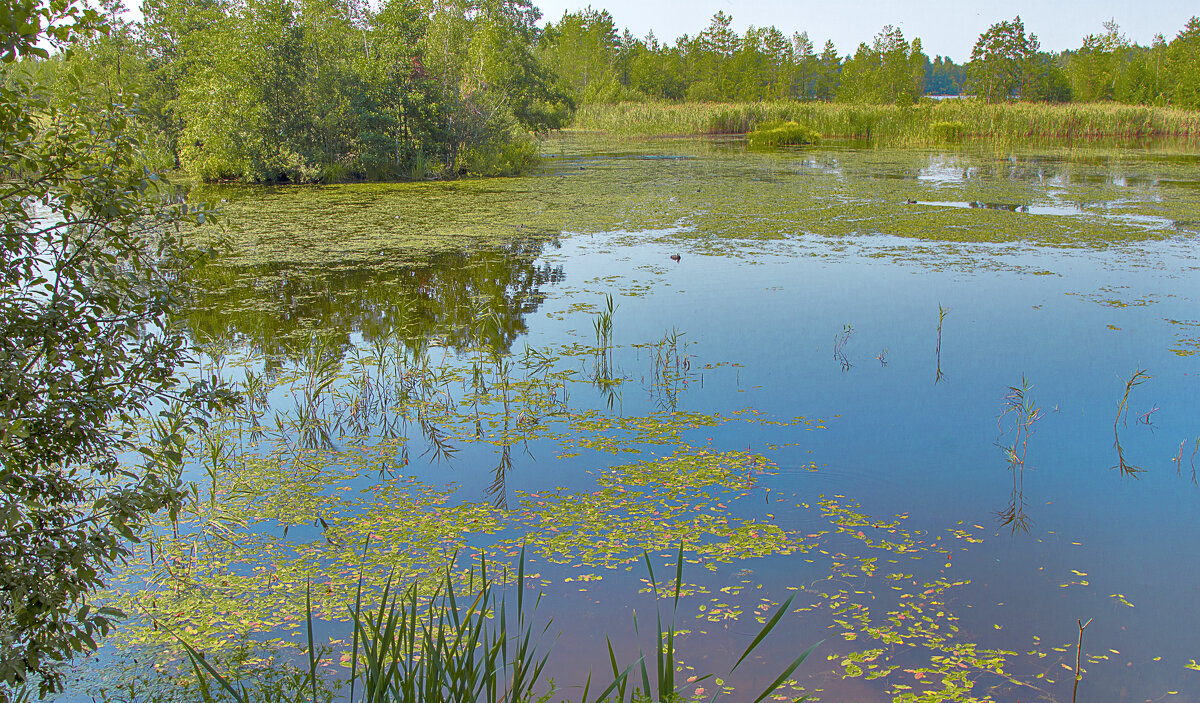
183;238;564;365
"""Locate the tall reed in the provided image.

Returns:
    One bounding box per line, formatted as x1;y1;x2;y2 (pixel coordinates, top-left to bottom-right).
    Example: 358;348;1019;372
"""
571;100;1200;147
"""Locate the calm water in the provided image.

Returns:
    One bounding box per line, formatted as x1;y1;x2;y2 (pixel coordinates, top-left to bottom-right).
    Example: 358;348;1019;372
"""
63;136;1200;702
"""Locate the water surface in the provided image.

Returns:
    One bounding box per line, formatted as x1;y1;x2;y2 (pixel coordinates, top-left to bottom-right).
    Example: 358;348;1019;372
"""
64;135;1200;703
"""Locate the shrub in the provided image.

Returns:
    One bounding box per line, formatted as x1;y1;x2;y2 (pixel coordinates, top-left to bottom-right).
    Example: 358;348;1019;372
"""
931;120;965;141
461;137;541;177
746;120;821;147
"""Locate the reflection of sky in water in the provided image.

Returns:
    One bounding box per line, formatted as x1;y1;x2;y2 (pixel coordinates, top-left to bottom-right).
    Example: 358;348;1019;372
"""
63;140;1200;703
917;156;976;184
537;227;1200;699
916;199;1181;230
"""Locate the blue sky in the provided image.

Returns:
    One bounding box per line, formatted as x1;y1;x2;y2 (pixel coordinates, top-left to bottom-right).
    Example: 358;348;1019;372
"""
532;0;1198;61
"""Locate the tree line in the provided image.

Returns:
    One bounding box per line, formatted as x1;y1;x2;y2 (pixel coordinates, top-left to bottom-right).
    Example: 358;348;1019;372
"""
15;4;1200;184
539;10;1200;108
23;0;573;183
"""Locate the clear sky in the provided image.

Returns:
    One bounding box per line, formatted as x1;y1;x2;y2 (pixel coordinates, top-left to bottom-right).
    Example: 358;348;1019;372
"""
532;0;1198;62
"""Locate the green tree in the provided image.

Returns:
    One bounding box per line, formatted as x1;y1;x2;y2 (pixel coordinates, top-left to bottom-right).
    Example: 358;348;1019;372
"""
812;39;841;100
685;11;738;100
1026;51;1072;102
0;1;233;695
422;0;570;172
539;7;621;102
838;26;924;104
1069;20;1129;101
626;31;686;100
137;0;223;165
1114;38;1168;104
967;15;1040;101
790;31;817;98
177;0;317;181
925;55;966;95
1167;17;1200;108
754;25;794;100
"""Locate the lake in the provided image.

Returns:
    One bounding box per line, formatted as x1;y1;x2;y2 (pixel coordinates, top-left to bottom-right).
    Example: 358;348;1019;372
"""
64;134;1200;703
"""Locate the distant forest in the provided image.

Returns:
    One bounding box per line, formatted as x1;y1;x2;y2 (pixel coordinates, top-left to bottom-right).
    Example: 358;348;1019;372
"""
17;0;1200;183
541;11;1197;106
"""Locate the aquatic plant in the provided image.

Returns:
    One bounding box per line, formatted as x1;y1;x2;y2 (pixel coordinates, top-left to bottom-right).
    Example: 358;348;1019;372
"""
642;329;691;413
1112;368;1152;478
606;548;821;703
833;324;854;372
997;377;1043;533
930;121;965;142
1182;438;1200;484
592;295;619;403
176;552;552;703
935;305;949;384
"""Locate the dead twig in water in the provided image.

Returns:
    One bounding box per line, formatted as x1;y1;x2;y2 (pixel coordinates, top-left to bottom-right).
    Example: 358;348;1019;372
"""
935;305;949;384
1073;617;1092;703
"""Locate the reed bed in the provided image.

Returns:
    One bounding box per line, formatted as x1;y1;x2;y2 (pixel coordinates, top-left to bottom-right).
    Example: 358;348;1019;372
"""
572;100;1200;147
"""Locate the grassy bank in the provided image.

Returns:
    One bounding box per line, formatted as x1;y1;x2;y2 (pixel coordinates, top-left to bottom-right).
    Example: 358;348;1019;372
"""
572;100;1200;146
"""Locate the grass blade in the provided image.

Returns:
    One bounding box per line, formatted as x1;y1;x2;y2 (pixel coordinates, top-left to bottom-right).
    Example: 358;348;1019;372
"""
349;564;365;703
171;631;248;703
672;543;684;612
731;593;796;673
306;580;318;703
749;639;823;703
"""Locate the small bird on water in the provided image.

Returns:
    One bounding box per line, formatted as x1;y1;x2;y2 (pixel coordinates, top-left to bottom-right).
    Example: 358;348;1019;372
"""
669;253;681;261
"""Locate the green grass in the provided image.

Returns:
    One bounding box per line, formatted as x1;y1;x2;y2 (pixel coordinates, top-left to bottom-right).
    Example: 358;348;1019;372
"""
572;99;1200;146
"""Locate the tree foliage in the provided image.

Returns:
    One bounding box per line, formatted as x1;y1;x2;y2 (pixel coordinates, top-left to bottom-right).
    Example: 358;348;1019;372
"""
540;7;624;102
967;16;1040;102
533;8;1200;112
36;0;570;183
837;25;925;105
0;2;232;694
925;55;966;96
1068;19;1129;102
539;11;843;103
1167;18;1200;108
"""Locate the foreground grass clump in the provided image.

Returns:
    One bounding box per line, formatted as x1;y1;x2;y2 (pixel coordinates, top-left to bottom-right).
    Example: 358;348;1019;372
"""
177;549;819;703
746;121;821;148
930;120;965;142
572;100;1200;146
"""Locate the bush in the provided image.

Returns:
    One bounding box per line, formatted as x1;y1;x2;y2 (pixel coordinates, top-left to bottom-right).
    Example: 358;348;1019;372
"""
0;4;235;695
931;120;965;141
460;137;540;177
746;120;822;147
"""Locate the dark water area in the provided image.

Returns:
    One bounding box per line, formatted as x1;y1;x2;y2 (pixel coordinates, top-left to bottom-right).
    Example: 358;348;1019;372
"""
57;135;1200;703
